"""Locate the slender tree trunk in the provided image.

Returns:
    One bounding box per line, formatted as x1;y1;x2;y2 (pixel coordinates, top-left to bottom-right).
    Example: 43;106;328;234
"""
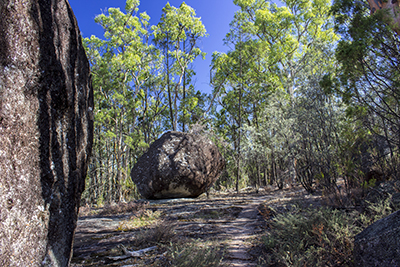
92;160;97;204
98;140;104;204
256;162;261;189
236;108;241;192
165;36;174;130
253;102;261;189
264;165;267;186
182;39;186;132
106;139;112;203
182;69;186;132
172;67;186;132
236;28;246;193
174;84;178;131
236;47;243;193
271;151;276;186
112;138;117;202
115;108;124;202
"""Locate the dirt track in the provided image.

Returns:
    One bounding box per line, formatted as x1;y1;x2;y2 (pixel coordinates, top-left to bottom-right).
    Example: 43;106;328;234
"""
72;186;320;266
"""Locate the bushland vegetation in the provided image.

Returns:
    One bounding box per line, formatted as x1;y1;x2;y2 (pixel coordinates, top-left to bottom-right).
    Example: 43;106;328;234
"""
78;0;400;265
81;0;400;206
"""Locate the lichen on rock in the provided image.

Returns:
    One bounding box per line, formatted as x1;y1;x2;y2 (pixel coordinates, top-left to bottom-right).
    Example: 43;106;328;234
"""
0;0;93;266
131;131;225;199
354;210;400;266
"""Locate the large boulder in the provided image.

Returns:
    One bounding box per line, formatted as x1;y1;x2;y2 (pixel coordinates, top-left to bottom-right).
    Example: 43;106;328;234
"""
354;210;400;266
0;0;93;266
131;131;225;199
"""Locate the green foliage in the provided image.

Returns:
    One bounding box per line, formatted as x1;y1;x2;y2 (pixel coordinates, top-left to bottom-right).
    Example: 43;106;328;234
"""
329;0;400;180
231;0;338;94
213;0;341;190
361;178;377;189
263;206;357;266
262;196;398;266
82;0;158;204
362;196;394;224
81;0;400;204
80;0;211;204
153;2;208;131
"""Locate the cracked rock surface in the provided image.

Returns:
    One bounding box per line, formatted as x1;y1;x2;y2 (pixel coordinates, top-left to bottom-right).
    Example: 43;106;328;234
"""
131;131;225;199
0;0;93;265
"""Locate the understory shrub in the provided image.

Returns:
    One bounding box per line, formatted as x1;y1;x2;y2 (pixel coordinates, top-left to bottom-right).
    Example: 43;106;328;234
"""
263;197;396;267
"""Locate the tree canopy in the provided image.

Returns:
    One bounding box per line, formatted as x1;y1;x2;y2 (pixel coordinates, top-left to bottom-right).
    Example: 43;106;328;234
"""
80;0;400;204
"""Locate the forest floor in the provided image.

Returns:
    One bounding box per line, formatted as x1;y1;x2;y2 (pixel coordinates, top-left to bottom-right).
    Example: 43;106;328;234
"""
71;185;322;267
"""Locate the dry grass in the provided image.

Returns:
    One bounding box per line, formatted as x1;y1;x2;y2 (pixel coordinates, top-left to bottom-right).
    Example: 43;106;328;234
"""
98;201;149;216
194;206;242;221
116;210;163;231
261;205;360;266
259;193;398;267
118;222;226;267
78;201;149;217
156;239;227;267
131;221;178;248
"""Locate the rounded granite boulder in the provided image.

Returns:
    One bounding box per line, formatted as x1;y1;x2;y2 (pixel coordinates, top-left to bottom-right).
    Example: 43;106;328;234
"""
131;131;225;199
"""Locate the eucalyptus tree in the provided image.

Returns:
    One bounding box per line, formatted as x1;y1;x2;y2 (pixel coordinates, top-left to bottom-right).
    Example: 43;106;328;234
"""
290;42;346;193
232;0;337;98
328;0;400;179
212;0;339;190
153;2;207;131
83;0;161;203
210;9;259;191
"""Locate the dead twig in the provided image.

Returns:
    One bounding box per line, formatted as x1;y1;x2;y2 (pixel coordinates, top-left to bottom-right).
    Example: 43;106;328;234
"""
108;244;157;261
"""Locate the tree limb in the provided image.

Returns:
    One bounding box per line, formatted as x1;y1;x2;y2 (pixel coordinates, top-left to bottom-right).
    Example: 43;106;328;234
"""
107;245;157;261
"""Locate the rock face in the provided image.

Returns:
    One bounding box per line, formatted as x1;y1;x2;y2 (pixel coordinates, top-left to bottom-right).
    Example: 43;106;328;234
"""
354;210;400;267
0;0;93;266
131;131;225;199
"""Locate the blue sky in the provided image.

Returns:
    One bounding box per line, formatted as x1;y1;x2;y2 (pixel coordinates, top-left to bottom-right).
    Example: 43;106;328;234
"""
68;0;239;94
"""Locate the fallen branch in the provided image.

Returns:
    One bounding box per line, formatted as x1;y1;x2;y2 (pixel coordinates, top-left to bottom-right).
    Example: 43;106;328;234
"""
108;245;157;261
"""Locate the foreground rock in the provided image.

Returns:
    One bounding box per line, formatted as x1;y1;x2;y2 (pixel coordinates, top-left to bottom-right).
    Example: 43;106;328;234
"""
0;0;93;266
354;210;400;266
131;131;225;199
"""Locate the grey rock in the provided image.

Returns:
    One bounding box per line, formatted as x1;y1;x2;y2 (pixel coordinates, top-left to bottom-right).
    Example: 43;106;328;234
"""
131;131;225;199
354;210;400;267
0;0;93;266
